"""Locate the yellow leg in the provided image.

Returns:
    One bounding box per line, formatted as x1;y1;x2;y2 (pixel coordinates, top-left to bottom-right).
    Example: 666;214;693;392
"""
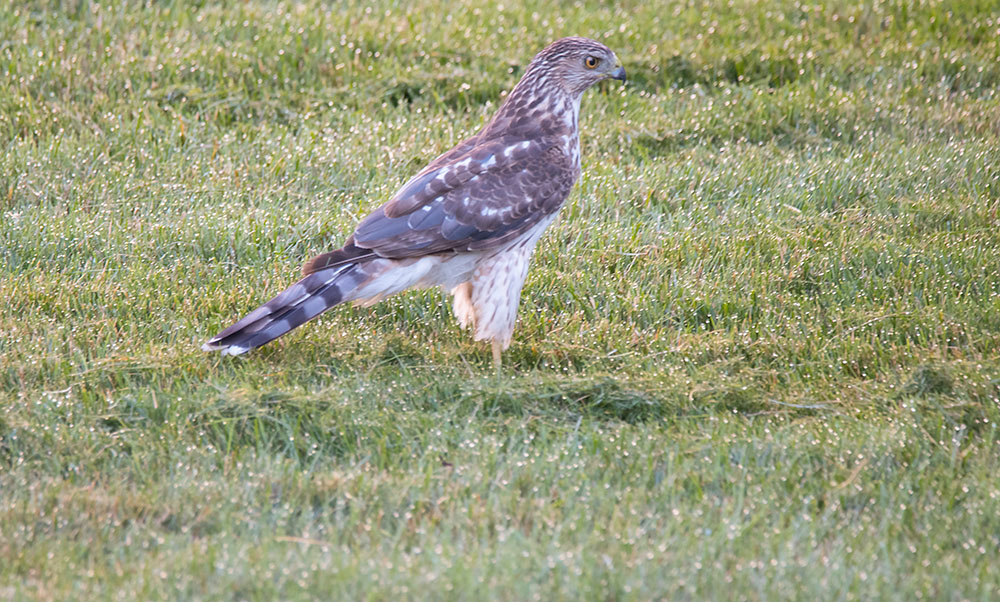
491;339;503;372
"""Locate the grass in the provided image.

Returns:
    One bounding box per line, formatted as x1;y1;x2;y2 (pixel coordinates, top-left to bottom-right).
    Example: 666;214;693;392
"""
2;0;1000;599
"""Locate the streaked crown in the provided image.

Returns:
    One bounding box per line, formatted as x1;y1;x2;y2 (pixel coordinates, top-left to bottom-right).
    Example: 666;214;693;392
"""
522;37;625;96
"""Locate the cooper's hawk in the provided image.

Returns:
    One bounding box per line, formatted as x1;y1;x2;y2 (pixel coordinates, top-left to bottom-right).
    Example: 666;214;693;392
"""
203;37;625;366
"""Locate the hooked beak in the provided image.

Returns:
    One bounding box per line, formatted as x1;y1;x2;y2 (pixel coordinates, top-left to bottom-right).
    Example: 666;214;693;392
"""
610;64;626;82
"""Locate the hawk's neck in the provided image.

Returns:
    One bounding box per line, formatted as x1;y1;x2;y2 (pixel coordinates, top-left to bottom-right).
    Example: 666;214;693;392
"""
483;76;581;141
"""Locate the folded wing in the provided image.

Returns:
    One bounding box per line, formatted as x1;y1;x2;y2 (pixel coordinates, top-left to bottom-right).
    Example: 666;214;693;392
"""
354;136;573;256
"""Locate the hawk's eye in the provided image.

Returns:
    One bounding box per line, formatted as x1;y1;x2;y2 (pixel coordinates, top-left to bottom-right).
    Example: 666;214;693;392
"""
584;56;600;69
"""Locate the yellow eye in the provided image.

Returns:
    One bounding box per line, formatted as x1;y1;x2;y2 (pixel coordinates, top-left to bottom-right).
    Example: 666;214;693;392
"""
584;56;600;69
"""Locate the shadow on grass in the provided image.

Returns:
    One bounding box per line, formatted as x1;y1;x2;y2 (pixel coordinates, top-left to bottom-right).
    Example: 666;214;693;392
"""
185;372;686;466
458;377;672;424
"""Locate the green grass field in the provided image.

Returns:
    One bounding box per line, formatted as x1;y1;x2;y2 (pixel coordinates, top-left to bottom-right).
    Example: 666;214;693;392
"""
3;1;1000;599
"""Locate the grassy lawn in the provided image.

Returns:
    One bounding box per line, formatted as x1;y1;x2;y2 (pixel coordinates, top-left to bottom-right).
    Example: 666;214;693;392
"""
3;0;1000;599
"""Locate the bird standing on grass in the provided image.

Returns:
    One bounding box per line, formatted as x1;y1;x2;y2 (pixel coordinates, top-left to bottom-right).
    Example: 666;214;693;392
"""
203;37;626;367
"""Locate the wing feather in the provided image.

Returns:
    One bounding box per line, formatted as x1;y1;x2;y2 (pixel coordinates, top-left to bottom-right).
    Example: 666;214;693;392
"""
353;139;573;258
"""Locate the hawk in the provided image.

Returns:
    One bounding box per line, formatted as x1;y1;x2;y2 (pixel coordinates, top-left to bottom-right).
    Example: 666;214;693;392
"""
203;37;626;366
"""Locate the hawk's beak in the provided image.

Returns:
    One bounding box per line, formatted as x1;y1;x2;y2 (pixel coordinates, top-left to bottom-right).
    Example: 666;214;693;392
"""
610;64;626;82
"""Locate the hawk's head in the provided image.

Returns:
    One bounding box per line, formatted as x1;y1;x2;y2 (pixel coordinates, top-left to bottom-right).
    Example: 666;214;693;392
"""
528;37;626;96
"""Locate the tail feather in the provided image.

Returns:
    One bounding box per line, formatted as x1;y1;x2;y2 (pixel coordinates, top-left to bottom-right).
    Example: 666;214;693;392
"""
203;263;365;355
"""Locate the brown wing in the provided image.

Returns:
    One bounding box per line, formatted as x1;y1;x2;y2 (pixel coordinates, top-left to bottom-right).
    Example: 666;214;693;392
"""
350;136;574;258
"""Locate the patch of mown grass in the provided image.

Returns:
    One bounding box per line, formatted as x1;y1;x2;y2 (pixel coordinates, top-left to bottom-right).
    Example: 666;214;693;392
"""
3;0;1000;599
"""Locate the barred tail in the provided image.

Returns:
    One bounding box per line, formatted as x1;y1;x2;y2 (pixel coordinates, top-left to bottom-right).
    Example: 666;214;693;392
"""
202;263;367;355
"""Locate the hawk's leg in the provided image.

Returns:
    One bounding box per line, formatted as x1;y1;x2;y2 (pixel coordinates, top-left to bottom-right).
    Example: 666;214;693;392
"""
492;339;503;371
452;282;476;330
454;280;504;371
